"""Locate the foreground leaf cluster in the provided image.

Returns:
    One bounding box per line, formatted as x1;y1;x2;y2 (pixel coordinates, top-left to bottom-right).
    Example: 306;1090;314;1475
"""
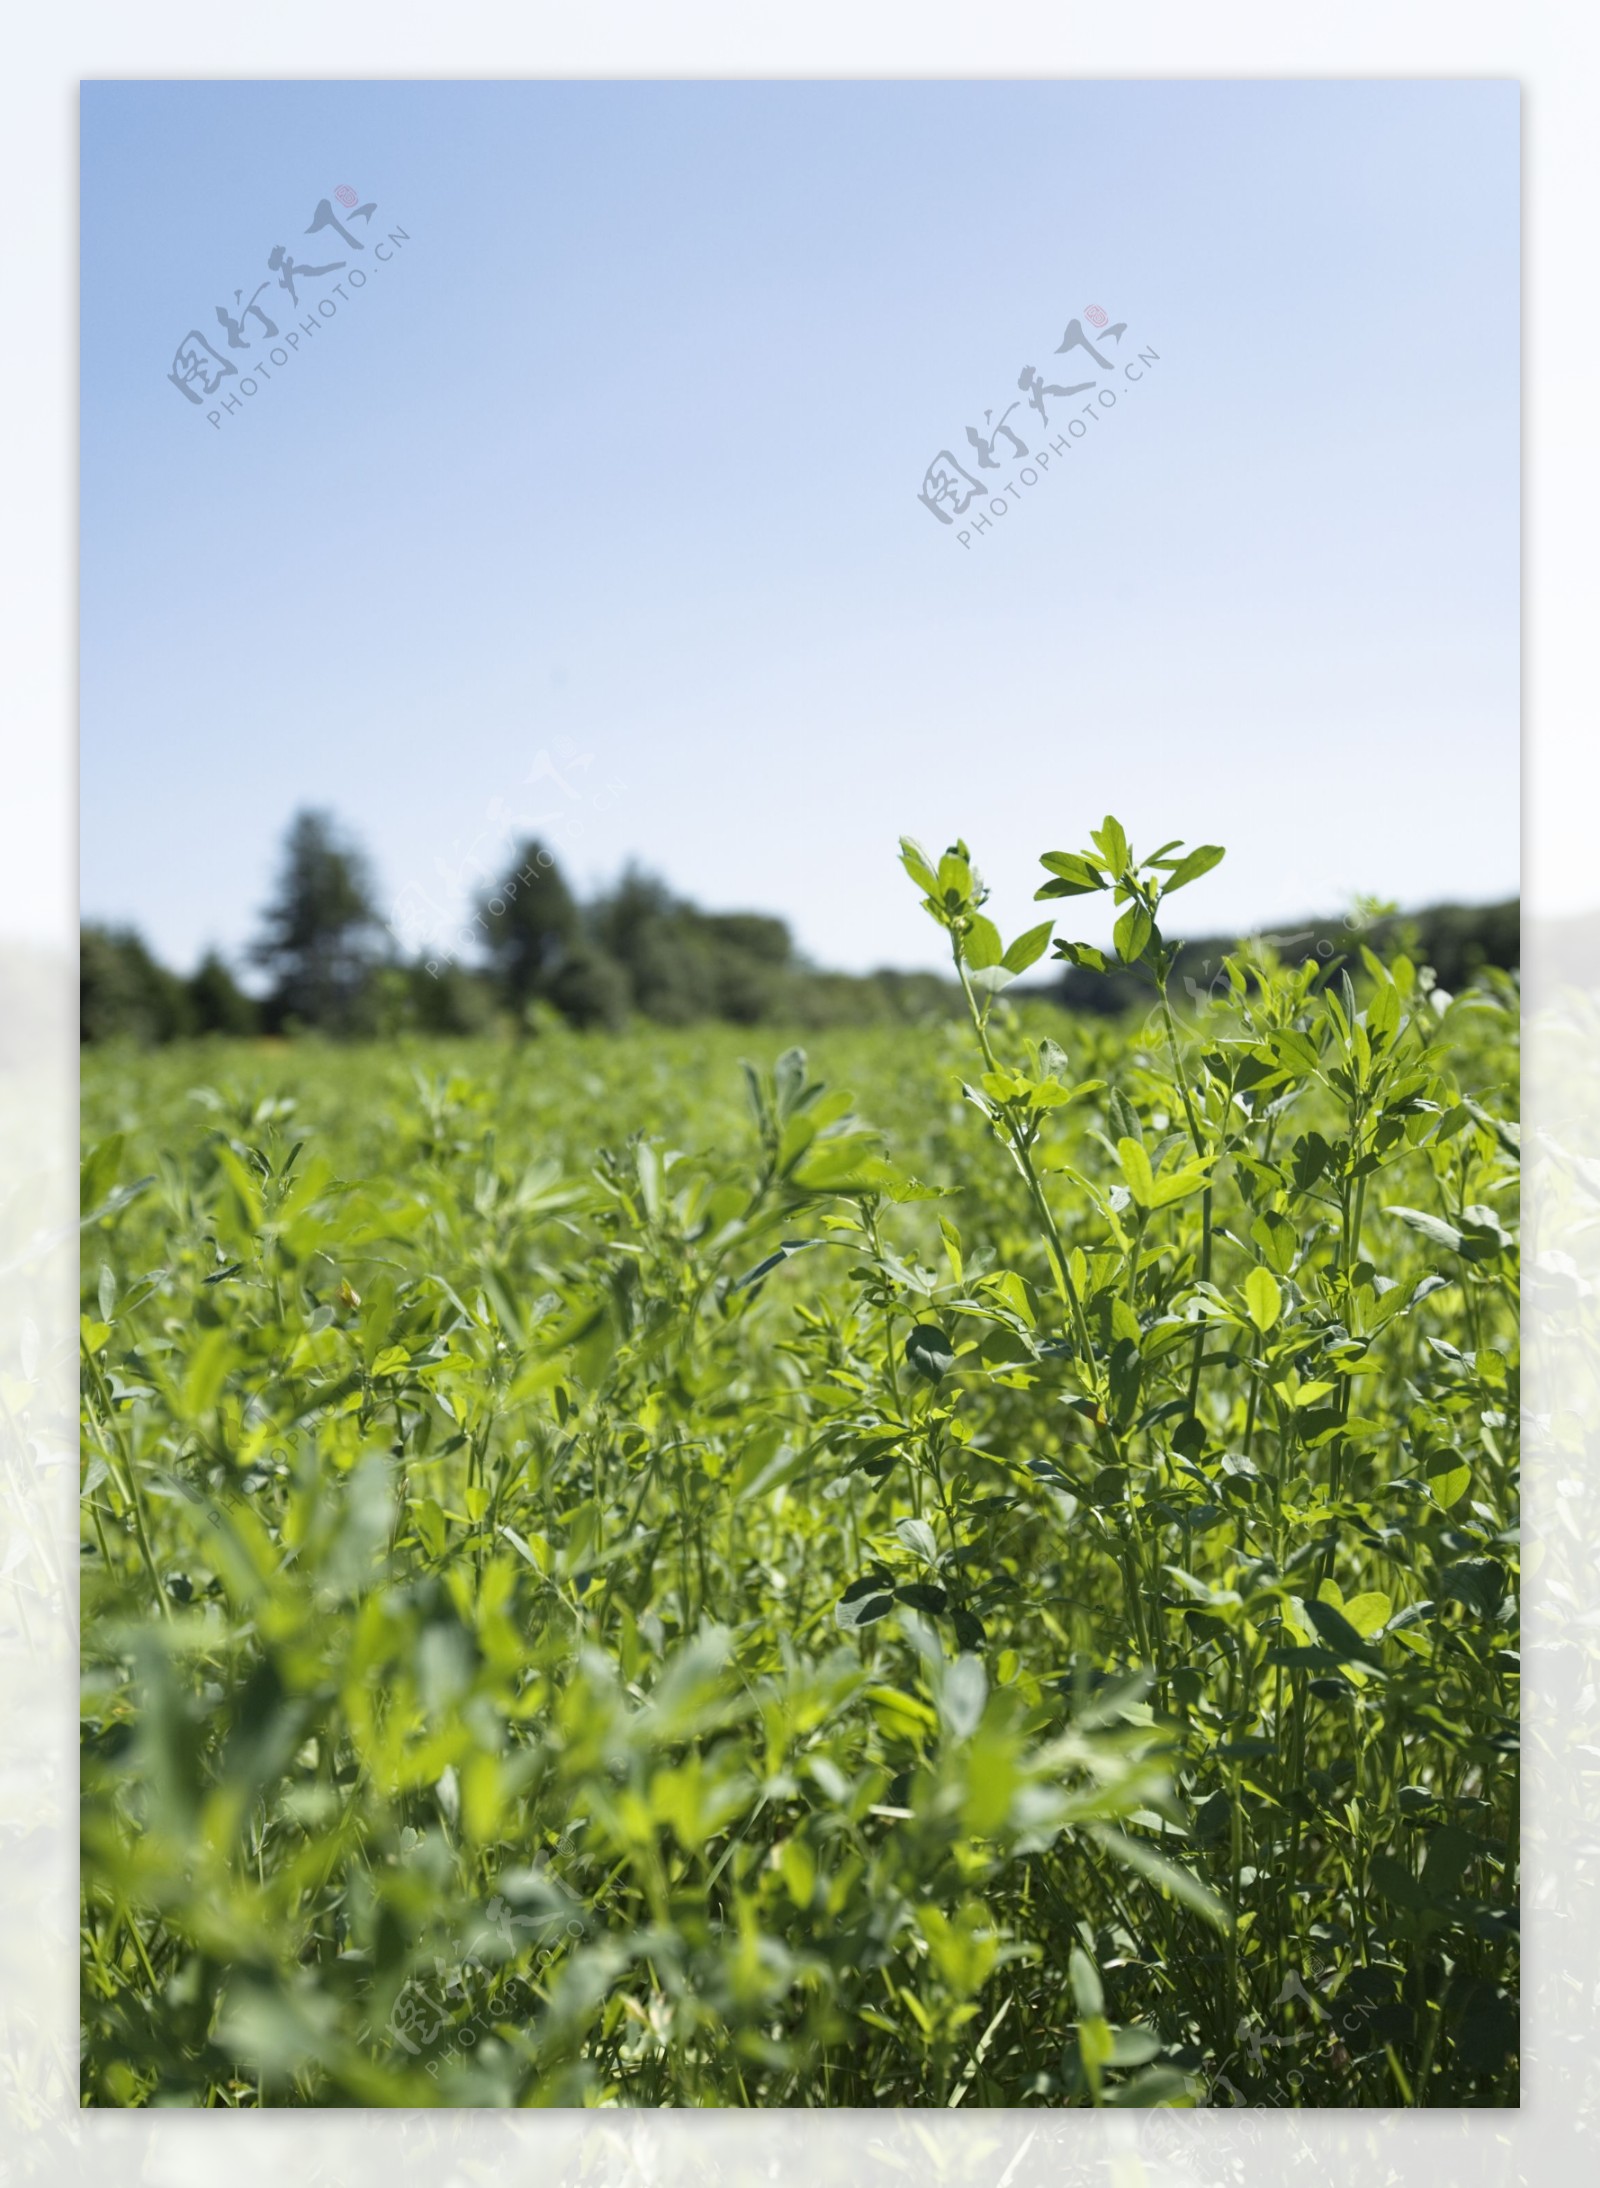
81;828;1518;2107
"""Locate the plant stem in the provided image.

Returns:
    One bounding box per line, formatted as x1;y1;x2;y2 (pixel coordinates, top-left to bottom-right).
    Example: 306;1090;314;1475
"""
951;941;1100;1392
1155;968;1214;1422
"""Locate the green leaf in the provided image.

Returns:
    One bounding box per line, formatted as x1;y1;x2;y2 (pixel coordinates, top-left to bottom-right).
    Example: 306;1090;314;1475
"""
895;1581;949;1616
1091;816;1130;876
1291;1133;1333;1190
1028;1078;1081;1110
1105;2064;1196;2107
1117;1137;1155;1206
1160;844;1225;895
733;1238;821;1291
1146;1159;1214;1210
1037;851;1107;897
1425;1451;1471;1510
1052;939;1109;971
414;1497;448;1558
836;1577;895;1630
1108;1090;1143;1147
1370;1853;1431;1911
1249;1210;1297;1274
779;1836;816;1909
853;1158;950;1203
80;1134;125;1218
936;849;974;906
1091;1826;1232;1933
1069;1945;1104;2019
1297;1595;1383;1666
1438;1557;1507;1621
961;914;1004;970
939;1653;987;1741
1108;1336;1142;1426
980;1068;1030;1106
1242;1267;1281;1333
904;1323;955;1383
1458;1205;1514;1260
774;1047;810;1118
1190;1789;1232;1843
1109;1297;1142;1349
1367;979;1401;1044
895;1516;941;1569
1001;920;1054;974
965;964;1017;996
215;1975;339;2077
790;1134;887;1191
899;837;939;895
1384;1206;1464;1253
1113;902;1153;964
1341;1590;1392;1637
496;1521;545;1569
981;1268;1035;1326
182;1328;232;1421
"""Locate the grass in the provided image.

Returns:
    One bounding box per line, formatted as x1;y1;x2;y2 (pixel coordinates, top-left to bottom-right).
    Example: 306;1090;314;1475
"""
79;822;1519;2107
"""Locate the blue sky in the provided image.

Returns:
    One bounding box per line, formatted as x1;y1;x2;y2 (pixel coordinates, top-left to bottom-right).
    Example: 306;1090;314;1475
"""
81;79;1518;976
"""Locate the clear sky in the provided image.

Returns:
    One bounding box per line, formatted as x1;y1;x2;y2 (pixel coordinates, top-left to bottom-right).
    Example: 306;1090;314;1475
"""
81;79;1518;976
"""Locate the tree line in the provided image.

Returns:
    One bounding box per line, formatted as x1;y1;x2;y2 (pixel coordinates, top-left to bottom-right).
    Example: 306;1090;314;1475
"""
80;810;956;1044
81;807;1520;1045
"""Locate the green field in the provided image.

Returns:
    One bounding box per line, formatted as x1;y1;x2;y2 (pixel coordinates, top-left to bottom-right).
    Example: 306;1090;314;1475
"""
80;830;1520;2108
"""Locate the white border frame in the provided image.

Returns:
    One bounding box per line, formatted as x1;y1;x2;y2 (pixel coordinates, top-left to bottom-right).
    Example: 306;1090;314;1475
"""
5;6;1592;2180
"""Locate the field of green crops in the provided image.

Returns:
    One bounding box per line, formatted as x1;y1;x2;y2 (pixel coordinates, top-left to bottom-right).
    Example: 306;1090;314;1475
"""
80;825;1519;2108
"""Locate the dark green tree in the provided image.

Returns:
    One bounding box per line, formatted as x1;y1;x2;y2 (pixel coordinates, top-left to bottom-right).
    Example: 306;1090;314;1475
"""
390;960;500;1037
249;810;386;1035
589;869;705;1024
478;840;582;1008
479;840;630;1029
80;924;194;1045
698;910;794;1023
587;871;802;1025
186;950;259;1037
415;960;499;1036
543;938;631;1030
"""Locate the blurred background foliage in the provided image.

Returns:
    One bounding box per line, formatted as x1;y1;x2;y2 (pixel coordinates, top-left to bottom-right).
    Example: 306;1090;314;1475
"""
81;808;1518;1046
